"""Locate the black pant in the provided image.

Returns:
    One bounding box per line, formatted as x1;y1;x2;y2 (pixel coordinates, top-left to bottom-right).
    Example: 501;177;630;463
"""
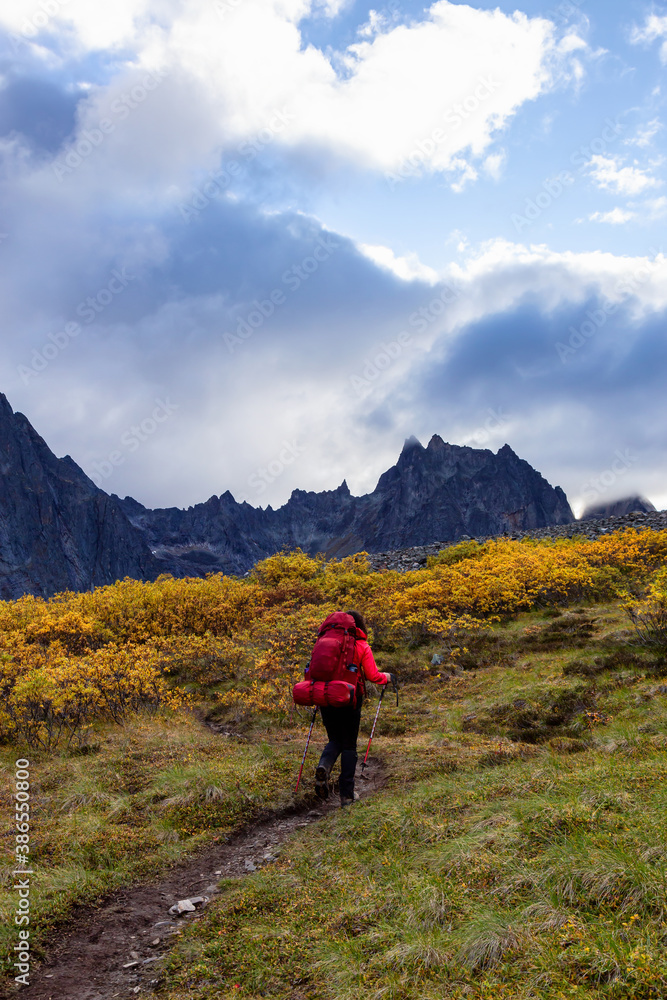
318;698;363;799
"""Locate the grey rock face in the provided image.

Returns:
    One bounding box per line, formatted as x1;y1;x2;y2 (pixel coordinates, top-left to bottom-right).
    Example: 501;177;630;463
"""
0;396;576;596
0;393;159;599
119;435;574;577
580;495;656;520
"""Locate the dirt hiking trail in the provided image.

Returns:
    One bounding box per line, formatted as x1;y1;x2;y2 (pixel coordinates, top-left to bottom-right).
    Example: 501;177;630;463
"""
4;759;385;1000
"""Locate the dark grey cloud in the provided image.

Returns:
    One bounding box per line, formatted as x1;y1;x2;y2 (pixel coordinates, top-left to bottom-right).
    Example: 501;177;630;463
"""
0;15;664;516
0;165;435;508
420;298;665;397
0;76;79;152
369;293;667;511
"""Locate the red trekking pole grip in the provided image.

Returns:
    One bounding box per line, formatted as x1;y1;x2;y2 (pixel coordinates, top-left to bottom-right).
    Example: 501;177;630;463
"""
294;707;318;794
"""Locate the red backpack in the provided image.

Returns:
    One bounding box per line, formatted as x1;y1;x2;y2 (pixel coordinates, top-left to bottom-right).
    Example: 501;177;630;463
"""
292;612;361;708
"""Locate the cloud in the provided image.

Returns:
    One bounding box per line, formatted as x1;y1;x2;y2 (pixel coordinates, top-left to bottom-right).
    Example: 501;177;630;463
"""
449;158;479;193
0;0;587;186
358;244;439;284
482;150;506;180
358;239;667;513
4;197;667;516
625;118;662;149
630;14;667;63
582;195;667;227
644;195;667;217
588;207;636;224
586;154;660;195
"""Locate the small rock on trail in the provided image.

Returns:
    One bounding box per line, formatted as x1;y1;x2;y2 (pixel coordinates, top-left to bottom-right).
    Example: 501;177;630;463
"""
1;758;384;1000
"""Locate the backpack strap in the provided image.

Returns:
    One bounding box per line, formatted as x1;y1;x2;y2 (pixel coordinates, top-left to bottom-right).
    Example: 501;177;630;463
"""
318;623;357;637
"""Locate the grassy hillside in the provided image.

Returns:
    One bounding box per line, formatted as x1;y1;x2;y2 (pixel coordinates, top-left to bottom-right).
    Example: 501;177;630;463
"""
2;532;667;996
160;601;667;1000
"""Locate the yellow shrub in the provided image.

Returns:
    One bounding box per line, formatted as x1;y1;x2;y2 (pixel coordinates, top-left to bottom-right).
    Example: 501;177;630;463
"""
1;528;665;746
0;642;188;750
251;549;325;588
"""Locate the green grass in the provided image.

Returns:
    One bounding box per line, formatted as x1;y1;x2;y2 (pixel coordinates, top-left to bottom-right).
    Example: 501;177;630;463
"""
161;746;667;999
157;601;667;999
4;597;667;997
0;713;302;974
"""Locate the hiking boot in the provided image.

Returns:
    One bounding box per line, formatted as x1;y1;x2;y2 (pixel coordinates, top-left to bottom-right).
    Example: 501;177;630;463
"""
314;765;331;800
340;792;359;808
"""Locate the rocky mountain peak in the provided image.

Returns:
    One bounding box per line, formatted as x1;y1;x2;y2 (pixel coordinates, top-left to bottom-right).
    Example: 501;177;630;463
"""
0;392;159;599
426;434;448;452
580;495;656;520
399;435;426;457
1;393;577;594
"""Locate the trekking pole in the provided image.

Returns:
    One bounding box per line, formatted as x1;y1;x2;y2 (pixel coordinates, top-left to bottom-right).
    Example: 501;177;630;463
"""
294;707;318;794
391;673;399;707
361;685;386;775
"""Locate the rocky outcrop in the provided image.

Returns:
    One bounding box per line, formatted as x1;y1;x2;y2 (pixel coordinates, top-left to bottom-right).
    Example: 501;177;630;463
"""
365;508;667;572
346;436;574;549
119;435;574;576
0;393;159;599
580;495;656;520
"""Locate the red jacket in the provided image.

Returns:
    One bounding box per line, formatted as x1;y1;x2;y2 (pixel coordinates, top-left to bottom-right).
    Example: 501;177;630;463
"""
353;628;387;693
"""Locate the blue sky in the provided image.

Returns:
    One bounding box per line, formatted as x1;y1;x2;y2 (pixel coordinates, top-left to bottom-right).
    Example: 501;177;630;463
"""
1;0;666;515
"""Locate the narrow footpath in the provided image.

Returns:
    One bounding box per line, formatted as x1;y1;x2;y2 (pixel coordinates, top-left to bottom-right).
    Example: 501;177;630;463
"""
4;760;385;1000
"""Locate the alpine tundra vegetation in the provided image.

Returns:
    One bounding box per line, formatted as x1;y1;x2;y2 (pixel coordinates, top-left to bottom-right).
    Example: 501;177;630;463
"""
3;530;667;997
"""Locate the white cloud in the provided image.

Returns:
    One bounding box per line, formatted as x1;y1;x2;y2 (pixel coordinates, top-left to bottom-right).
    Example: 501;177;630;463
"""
626;118;663;148
558;31;588;55
0;0;587;186
357;6;398;38
631;14;667;63
450;159;479;193
3;0;158;54
588;207;636;224
441;239;667;333
482;150;507;180
586;154;660;196
313;0;351;17
645;195;667;217
359;243;439;283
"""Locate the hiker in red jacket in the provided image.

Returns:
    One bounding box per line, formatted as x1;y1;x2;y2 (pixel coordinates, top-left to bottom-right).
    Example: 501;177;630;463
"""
314;610;393;807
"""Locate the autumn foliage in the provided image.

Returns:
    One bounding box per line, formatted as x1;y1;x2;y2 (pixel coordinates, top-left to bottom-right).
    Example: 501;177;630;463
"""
2;530;667;749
